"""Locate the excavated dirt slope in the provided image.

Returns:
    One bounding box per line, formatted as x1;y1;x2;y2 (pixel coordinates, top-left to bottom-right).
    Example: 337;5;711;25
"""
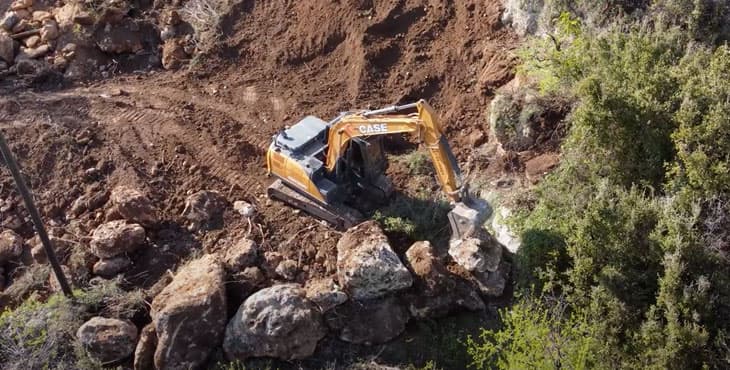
0;0;518;367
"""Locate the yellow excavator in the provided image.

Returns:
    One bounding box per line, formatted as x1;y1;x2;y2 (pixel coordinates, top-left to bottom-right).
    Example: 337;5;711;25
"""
265;99;480;239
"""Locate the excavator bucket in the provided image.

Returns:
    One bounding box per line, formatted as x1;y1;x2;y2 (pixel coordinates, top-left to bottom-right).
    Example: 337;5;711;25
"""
448;202;481;240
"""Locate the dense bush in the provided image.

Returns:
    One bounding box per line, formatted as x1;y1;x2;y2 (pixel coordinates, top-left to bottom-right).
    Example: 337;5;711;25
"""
472;6;730;369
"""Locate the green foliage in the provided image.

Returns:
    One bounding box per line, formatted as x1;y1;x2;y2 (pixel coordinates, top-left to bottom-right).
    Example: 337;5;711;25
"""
651;0;730;43
0;279;145;370
466;299;599;370
477;3;730;369
670;45;730;197
399;150;433;176
0;292;97;370
373;194;451;244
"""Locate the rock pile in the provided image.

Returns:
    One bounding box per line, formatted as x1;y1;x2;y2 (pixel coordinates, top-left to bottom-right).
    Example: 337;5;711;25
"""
0;0;195;79
0;0;69;75
85;186;157;278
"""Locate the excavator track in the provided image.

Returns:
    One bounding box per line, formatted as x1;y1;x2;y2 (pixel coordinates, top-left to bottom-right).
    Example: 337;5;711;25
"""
267;179;362;230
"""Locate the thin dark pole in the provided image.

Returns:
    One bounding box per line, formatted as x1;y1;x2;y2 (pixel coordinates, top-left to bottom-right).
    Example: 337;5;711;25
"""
0;132;74;297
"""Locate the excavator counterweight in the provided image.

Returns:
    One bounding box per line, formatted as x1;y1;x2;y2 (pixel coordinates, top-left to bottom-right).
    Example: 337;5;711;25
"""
265;99;481;239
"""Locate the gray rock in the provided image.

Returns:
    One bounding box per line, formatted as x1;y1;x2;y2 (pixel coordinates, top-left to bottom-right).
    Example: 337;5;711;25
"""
223;284;327;361
233;200;256;218
76;317;138;364
275;259;298;280
448;236;502;273
501;0;545;36
70;190;110;217
90;220;145;259
151;254;227;369
305;277;348;312
181;190;227;231
488;91;542;151
18;44;51;60
0;230;23;265
110;186;158;227
325;296;409;345
336;221;413;300
0;33;15;64
93;255;132;278
473;260;511;297
95;20;145;54
223;238;258;271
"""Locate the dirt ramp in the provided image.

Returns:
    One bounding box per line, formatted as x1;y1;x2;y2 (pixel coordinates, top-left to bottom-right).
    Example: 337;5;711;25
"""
213;0;516;145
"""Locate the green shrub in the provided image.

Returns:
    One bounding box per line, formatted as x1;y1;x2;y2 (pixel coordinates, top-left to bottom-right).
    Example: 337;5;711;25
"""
466;298;599;370
479;3;730;368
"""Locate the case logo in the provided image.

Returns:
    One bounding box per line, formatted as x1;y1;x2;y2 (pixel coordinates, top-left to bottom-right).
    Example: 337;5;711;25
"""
358;124;388;134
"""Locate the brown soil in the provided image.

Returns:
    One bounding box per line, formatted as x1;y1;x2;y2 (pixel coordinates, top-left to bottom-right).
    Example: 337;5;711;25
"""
0;0;523;367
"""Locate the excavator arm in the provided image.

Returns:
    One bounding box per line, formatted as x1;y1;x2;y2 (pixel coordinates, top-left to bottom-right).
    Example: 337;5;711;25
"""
324;99;465;202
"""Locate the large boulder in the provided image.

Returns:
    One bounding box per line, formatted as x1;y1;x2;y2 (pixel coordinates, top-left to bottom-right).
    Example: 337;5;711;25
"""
404;241;485;319
325;296;410;345
151;254;227;369
336;221;413;300
90;220;146;259
181;190;227;231
448;234;502;273
223;284;327;361
110;186;158;227
76;317;138;364
0;230;23;265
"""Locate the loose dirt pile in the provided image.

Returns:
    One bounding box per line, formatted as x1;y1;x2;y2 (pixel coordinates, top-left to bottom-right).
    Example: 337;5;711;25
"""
0;0;541;368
